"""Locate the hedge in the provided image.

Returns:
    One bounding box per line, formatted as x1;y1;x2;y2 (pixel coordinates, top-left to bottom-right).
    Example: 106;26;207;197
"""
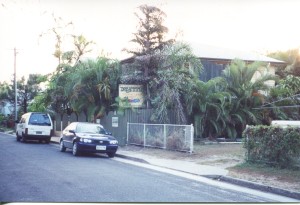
243;125;300;168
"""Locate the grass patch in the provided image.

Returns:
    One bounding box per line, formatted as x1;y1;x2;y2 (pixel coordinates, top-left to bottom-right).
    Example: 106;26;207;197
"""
193;143;245;157
0;126;14;132
229;162;300;182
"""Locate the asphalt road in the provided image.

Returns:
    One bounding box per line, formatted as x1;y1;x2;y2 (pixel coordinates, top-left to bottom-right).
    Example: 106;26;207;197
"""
0;133;290;202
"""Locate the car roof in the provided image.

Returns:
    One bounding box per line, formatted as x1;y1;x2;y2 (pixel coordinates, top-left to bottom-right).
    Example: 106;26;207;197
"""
71;122;104;128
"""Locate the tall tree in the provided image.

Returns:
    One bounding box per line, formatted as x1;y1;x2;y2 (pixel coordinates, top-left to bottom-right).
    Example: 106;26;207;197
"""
267;48;300;78
123;5;174;108
71;35;94;64
0;81;10;101
150;42;202;124
222;59;277;138
39;14;73;67
186;77;230;139
0;82;10;115
6;74;44;114
64;57;120;122
125;4;173;56
267;75;300;121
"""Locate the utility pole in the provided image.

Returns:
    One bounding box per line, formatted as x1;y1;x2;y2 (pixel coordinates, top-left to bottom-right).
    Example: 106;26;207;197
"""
14;47;18;122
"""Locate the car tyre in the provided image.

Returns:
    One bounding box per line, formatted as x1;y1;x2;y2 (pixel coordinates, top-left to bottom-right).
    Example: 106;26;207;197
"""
60;140;66;152
72;142;80;156
45;138;50;144
21;133;27;143
107;152;115;158
16;132;21;142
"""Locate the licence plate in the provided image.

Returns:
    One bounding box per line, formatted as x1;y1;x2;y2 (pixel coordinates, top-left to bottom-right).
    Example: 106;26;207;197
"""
96;145;106;150
36;131;42;134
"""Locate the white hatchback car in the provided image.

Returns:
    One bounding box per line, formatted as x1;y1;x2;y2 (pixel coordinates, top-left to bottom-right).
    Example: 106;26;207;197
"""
16;112;53;143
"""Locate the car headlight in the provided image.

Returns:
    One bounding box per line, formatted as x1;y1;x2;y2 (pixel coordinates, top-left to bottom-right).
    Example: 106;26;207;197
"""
110;140;118;145
80;138;92;143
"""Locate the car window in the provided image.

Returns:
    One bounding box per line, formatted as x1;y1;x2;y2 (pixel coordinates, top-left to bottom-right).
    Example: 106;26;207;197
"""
28;113;51;126
66;123;77;131
21;117;26;123
76;124;106;134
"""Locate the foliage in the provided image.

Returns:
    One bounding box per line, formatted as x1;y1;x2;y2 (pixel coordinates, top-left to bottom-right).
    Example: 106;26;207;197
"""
265;75;300;121
28;93;50;113
150;42;203;124
276;75;300;95
123;4;175;109
39;14;74;66
0;82;10;117
166;132;185;150
57;57;121;121
111;97;133;116
5;74;45;114
267;48;300;78
243;125;300;169
0;81;10;100
72;35;94;64
186;77;230;139
46;70;72;118
222;59;276;138
124;4;173;56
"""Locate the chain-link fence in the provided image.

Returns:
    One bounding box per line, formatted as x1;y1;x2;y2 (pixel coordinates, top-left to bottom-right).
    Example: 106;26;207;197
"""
127;123;194;153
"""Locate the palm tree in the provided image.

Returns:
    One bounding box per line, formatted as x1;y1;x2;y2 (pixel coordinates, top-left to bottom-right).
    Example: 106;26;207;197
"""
150;42;202;124
222;59;277;138
66;57;120;122
186;77;230;139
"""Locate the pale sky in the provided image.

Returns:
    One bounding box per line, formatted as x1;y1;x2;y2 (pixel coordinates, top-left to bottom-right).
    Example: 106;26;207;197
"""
0;0;300;83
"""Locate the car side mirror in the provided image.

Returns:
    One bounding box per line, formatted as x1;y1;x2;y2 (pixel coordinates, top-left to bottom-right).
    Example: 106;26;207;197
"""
106;131;112;135
69;130;75;134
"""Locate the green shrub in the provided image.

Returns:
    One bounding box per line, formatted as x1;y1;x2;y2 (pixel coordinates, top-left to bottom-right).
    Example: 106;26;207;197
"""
243;125;300;168
166;131;185;150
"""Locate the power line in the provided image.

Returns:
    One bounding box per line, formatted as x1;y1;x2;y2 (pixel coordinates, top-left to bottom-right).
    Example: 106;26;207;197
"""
253;93;300;110
253;105;300;110
259;93;300;107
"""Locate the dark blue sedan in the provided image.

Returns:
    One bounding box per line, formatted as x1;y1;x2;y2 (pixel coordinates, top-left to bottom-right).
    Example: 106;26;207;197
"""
59;122;118;158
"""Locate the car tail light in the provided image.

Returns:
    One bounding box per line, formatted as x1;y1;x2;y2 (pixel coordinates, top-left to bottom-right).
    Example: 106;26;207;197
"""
50;129;54;136
25;128;28;135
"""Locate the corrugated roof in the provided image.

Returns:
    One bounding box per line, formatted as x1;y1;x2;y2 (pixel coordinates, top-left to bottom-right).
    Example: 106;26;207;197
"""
191;43;285;64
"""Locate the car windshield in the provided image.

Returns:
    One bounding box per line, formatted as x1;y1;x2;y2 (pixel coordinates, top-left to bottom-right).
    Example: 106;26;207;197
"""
76;124;107;134
28;113;51;126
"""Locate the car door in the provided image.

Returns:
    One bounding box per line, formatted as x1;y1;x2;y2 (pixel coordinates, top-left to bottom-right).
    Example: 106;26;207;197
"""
62;123;77;148
17;116;26;136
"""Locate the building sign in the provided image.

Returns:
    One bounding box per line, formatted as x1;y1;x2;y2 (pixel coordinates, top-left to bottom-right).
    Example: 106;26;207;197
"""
112;117;118;127
119;84;144;108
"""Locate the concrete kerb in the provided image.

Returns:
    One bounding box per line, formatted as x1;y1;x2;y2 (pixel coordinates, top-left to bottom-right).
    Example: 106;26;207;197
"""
115;151;300;200
49;136;300;200
115;153;150;164
203;175;300;200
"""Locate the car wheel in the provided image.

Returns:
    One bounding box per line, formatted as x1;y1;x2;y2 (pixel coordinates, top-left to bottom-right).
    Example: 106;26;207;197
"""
45;138;50;144
59;140;66;152
16;132;21;142
21;134;27;143
72;142;80;156
107;152;116;158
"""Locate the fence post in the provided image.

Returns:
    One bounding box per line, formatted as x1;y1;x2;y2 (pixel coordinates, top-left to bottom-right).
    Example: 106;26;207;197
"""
143;123;146;147
163;124;167;149
126;122;129;146
246;134;249;161
190;124;194;154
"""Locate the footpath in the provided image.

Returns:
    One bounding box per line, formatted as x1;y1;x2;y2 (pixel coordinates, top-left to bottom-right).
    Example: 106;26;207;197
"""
50;135;300;200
